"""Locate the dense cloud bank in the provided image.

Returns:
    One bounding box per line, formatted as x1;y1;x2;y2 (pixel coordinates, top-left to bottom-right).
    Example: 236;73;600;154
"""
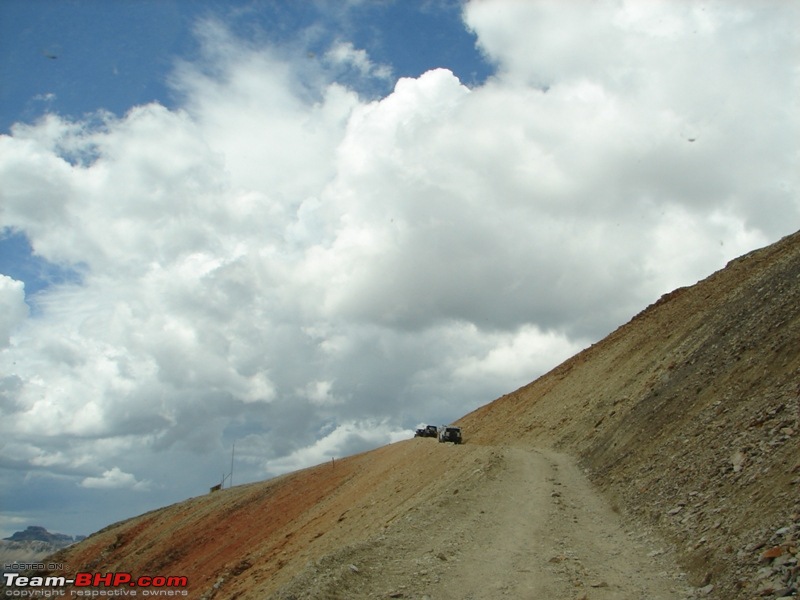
1;1;797;535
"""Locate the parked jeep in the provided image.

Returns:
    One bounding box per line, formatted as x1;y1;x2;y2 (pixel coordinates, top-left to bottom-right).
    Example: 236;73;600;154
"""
414;425;439;438
438;426;462;444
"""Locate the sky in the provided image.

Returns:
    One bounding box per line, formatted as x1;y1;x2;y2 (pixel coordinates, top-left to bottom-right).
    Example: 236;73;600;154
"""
0;0;798;539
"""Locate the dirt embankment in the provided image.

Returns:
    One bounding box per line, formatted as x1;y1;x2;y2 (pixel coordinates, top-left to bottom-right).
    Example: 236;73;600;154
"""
33;440;693;599
33;230;800;600
277;444;692;600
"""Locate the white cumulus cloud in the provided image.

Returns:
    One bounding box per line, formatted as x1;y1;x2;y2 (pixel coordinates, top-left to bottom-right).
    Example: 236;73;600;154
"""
81;467;150;491
0;275;28;348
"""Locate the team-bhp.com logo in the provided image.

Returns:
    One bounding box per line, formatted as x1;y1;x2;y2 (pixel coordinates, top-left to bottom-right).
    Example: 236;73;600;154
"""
3;571;189;597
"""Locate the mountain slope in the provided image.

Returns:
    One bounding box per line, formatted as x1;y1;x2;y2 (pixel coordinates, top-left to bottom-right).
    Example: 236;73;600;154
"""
27;230;800;599
458;229;800;597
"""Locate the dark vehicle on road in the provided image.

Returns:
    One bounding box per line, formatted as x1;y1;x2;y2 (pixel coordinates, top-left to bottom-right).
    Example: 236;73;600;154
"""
438;426;462;444
414;425;439;438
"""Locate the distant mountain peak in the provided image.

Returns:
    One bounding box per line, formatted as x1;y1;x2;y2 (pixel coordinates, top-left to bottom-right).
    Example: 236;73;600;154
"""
3;526;76;543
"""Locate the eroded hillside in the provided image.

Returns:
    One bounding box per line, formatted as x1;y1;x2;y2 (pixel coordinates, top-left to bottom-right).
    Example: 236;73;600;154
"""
459;229;800;598
21;230;800;599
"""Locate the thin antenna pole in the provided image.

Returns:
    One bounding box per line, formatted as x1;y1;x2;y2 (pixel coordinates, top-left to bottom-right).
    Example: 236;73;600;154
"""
229;441;235;488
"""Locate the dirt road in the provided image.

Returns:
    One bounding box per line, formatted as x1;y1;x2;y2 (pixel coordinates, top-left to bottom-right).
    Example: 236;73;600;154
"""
274;444;692;599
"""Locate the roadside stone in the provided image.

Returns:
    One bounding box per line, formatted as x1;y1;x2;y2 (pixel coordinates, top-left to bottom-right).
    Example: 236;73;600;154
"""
731;451;747;472
761;546;784;560
756;581;780;596
696;583;714;596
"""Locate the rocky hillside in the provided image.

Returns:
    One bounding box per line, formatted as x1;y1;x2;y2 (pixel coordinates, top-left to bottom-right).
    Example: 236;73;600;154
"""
19;230;800;599
459;229;800;598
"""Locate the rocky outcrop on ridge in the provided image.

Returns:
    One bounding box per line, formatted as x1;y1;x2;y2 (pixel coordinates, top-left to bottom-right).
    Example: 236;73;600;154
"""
3;526;79;544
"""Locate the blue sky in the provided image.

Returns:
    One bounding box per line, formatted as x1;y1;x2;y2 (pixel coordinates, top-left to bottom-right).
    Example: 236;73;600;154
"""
1;0;798;540
0;0;491;304
0;0;491;132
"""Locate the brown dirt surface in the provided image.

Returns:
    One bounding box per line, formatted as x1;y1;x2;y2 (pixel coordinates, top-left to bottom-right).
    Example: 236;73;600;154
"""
17;230;800;600
277;445;691;600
